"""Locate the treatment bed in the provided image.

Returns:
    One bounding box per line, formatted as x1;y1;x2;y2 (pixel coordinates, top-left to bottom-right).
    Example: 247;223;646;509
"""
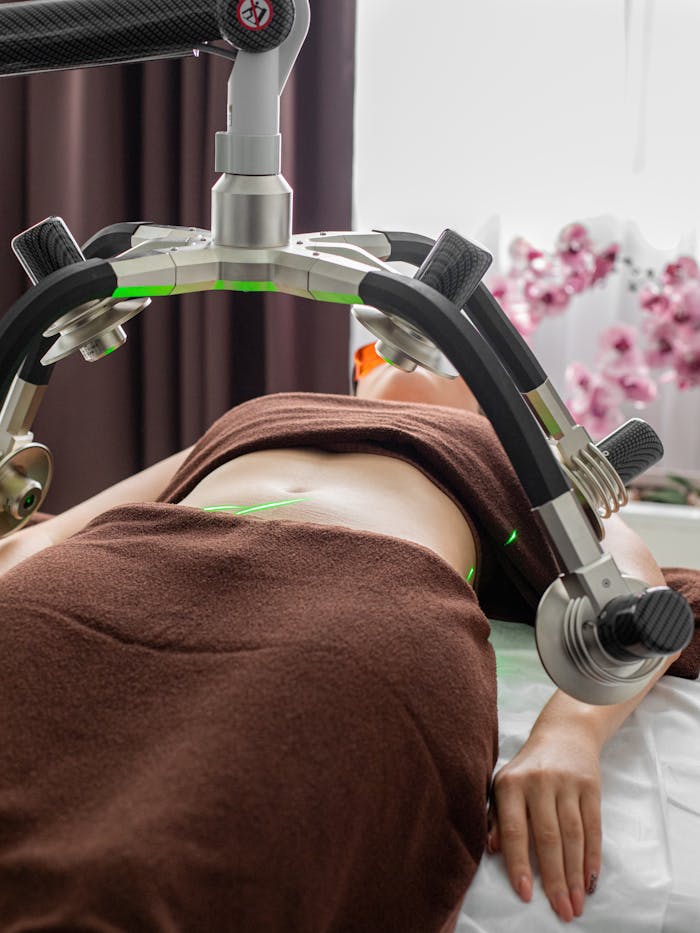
458;618;700;932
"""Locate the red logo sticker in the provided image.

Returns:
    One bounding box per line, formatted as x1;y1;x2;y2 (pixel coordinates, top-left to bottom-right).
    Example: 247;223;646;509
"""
236;0;273;31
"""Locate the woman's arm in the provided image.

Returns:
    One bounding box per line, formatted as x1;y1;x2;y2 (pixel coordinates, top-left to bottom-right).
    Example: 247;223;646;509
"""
488;513;679;923
0;445;193;576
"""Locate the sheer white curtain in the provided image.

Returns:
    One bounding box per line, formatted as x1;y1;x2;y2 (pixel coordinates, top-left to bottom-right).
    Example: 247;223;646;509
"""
353;0;700;472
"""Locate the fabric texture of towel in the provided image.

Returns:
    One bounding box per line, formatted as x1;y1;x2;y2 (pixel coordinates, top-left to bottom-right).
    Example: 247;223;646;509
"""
0;391;698;931
158;391;700;679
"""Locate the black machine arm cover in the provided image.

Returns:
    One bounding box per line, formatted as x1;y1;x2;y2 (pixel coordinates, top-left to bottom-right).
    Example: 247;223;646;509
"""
0;0;298;76
82;223;152;260
374;230;435;267
466;283;548;392
0;261;117;407
0;0;220;75
358;271;571;508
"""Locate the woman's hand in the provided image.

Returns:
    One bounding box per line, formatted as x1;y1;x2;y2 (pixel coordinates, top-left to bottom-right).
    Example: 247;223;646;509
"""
487;722;602;923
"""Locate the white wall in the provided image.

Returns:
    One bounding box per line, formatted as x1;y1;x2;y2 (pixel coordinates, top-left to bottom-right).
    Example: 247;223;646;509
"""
353;0;700;471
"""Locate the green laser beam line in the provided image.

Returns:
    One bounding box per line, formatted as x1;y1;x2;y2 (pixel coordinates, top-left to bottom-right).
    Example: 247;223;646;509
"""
504;529;518;546
232;498;309;516
466;566;475;584
202;505;243;512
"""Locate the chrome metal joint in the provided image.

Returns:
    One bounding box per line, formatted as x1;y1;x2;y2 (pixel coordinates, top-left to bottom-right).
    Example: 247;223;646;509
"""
535;490;603;574
0;377;46;438
211;174;292;248
526;379;578;439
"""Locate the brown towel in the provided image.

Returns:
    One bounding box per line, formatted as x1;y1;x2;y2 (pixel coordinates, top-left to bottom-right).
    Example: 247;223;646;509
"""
158;391;700;680
157;391;565;611
0;504;497;931
662;568;700;679
0;391;697;930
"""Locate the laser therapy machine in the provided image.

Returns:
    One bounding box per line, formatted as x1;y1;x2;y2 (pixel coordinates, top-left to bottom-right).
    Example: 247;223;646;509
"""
0;0;693;707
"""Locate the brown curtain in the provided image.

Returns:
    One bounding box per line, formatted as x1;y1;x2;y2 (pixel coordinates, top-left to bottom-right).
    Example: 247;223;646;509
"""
0;0;357;512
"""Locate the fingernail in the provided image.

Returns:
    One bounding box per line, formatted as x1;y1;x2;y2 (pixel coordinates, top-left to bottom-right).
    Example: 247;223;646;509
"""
570;886;584;917
517;875;532;902
586;872;598;895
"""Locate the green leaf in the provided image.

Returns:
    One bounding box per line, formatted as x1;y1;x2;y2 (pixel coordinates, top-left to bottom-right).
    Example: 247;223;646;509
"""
666;473;695;491
640;489;687;505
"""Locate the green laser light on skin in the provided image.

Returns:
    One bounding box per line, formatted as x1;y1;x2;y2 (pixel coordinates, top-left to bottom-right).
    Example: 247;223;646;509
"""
202;498;309;516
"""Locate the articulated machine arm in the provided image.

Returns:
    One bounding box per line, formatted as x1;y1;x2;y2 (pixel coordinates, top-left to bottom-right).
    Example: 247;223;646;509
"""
0;0;693;704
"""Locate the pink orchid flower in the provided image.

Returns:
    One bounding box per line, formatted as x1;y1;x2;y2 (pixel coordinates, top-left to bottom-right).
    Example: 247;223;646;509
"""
597;323;645;372
669;280;700;327
643;318;678;368
591;244;619;284
614;371;658;405
661;256;700;286
673;332;700;388
639;283;672;318
557;222;592;256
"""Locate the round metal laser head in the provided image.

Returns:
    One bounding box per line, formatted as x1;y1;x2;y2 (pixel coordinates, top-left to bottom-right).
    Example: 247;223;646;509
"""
535;575;660;705
80;326;128;362
0;443;52;536
42;298;149;365
352;305;458;378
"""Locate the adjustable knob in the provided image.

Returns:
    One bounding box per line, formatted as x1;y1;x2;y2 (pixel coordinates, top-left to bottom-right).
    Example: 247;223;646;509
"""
597;587;694;662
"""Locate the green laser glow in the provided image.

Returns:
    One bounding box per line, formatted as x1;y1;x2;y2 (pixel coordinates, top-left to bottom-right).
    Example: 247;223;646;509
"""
103;346;117;356
113;285;173;299
202;505;243;512
466;565;475;584
214;280;279;293
504;529;518;546
309;290;362;304
233;498;308;516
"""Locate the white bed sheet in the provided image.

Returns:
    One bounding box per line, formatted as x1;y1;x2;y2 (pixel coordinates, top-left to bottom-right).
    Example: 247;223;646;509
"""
458;619;700;933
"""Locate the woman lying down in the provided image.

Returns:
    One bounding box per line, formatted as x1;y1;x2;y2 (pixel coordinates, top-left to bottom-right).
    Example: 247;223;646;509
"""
0;344;698;932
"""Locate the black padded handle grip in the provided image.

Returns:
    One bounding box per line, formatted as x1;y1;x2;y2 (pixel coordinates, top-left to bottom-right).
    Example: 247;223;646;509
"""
12;216;85;284
597;587;694;661
413;229;492;309
11;217;90;386
598;418;664;486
